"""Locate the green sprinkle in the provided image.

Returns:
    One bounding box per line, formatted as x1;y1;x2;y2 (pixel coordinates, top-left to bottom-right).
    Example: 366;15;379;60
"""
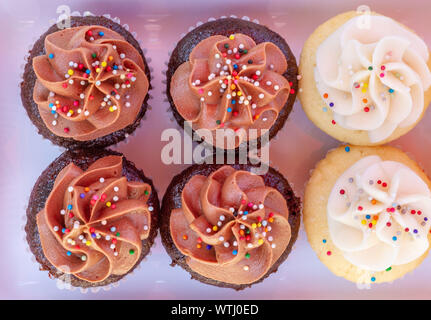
92;53;97;58
368;66;373;71
224;43;229;49
243;49;248;54
216;120;221;125
144;190;149;195
116;232;120;237
245;253;250;259
129;249;135;255
386;267;392;272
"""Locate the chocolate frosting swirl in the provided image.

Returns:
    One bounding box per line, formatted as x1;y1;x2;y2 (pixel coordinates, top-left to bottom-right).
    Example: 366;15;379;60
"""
32;26;149;141
170;166;291;284
36;156;152;283
170;34;291;149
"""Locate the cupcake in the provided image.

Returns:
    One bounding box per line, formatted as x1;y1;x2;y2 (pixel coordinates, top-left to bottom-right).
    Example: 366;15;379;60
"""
21;15;151;149
299;11;431;145
304;145;431;284
166;17;298;151
160;162;301;289
25;149;159;288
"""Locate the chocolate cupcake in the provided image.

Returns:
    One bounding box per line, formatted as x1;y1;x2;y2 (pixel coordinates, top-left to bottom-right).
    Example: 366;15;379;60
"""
25;149;159;288
166;17;298;151
21;15;151;149
160;162;301;289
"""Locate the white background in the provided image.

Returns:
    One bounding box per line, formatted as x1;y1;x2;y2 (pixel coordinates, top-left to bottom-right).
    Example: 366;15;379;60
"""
1;0;431;299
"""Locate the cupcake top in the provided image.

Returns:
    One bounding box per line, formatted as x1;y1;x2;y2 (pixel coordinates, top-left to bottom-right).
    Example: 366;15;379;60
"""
328;155;431;272
32;25;149;141
36;155;153;283
170;33;291;149
315;15;431;143
170;166;291;284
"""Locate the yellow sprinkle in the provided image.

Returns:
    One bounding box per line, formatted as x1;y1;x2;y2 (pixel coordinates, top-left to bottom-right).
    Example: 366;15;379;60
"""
361;219;366;225
96;68;101;73
363;83;368;88
109;107;114;112
252;223;257;229
230;84;236;90
229;35;235;40
106;201;111;207
257;223;262;228
86;240;91;246
268;218;274;223
68;110;74;115
101;61;107;67
67;69;74;75
258;239;264;245
212;226;218;232
196;243;202;249
361;89;367;93
372;220;377;225
237;91;242;96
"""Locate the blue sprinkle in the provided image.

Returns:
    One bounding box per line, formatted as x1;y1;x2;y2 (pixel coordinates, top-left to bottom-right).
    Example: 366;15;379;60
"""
67;204;73;210
322;107;328;112
48;53;54;59
243;211;248;215
62;228;66;234
206;245;212;250
366;215;371;219
51;110;56;114
66;251;72;256
98;31;104;36
329;102;334;107
231;100;236;104
371;277;376;282
345;146;350;152
322;239;327;244
113;65;118;70
414;229;418;234
232;250;238;255
425;217;428;221
392;236;397;241
233;64;238;69
80;193;85;199
389;88;394;93
85;69;91;74
227;107;232;112
91;233;97;238
49;103;54;108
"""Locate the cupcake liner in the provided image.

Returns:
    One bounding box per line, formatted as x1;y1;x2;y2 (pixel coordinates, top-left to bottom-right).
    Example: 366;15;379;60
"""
20;9;154;151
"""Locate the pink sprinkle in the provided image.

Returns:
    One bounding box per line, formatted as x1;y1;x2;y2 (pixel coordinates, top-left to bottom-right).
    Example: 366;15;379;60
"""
248;202;253;208
127;73;133;78
380;73;385;78
92;195;99;201
198;89;204;94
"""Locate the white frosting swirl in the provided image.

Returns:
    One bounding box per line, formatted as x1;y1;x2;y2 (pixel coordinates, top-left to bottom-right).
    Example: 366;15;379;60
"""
328;156;431;271
315;15;431;142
